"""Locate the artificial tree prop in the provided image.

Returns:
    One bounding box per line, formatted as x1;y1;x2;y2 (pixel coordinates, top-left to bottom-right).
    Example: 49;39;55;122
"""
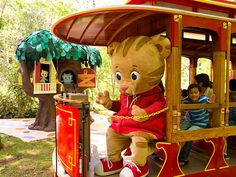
16;29;102;131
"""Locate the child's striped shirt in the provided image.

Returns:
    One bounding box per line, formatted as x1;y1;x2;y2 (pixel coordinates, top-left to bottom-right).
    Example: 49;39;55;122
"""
183;96;209;128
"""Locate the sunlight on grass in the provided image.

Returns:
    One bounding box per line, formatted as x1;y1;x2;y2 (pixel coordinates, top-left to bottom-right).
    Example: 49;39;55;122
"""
24;149;41;155
0;134;55;177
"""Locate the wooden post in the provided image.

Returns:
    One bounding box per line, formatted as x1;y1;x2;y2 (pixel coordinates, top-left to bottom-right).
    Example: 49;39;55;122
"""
225;22;231;126
212;51;225;127
166;14;182;142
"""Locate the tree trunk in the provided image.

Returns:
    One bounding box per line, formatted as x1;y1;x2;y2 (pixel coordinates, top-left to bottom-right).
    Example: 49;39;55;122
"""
19;59;55;131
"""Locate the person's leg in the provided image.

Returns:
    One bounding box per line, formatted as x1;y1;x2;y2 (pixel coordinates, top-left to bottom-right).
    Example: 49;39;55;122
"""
224;136;230;160
180;120;192;130
95;128;131;176
179;141;192;163
130;136;153;166
187;125;202;131
179;125;202;165
106;128;131;161
180;119;192;154
120;136;152;177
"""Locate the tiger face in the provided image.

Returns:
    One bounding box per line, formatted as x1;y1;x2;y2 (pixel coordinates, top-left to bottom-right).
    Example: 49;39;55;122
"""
108;35;171;95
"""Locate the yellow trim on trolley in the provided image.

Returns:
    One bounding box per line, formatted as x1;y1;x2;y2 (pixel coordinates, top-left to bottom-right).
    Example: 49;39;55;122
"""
195;0;236;9
204;139;229;172
156;142;185;177
56;106;77;171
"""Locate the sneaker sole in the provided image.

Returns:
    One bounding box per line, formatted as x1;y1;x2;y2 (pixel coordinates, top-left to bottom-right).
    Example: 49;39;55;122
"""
141;170;149;177
120;169;149;177
96;168;122;176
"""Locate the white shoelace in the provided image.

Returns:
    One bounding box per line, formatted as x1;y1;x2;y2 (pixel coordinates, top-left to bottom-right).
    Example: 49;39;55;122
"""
125;161;141;173
104;158;113;169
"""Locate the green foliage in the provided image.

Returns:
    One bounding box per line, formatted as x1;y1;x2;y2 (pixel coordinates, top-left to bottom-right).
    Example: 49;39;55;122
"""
82;46;102;67
0;17;4;29
15;29;102;67
6;89;37;118
0;0;102;118
87;47;119;110
0;62;38;118
181;57;212;89
2;0;79;37
197;58;211;77
0;17;4;48
181;57;190;89
0;94;17;118
0;137;3;150
0;92;38;119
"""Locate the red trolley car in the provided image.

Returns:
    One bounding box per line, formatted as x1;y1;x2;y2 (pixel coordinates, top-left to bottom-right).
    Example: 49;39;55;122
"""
52;0;236;176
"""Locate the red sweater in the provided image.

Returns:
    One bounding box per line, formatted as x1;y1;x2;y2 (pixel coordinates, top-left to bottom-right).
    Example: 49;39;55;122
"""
110;86;166;140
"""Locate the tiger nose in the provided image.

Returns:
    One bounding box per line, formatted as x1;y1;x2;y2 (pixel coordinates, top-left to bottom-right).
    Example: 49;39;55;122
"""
120;85;128;91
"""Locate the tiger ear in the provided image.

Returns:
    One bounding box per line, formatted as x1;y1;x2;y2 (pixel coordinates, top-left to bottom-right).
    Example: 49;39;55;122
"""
151;35;171;59
107;42;120;57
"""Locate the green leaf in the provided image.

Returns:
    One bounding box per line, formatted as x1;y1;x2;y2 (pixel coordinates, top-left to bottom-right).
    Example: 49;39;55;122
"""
73;52;79;60
21;55;26;61
46;52;53;61
41;43;46;50
32;53;38;61
42;36;49;43
15;29;102;66
52;51;55;58
66;53;71;59
61;50;66;57
32;37;38;45
36;44;43;52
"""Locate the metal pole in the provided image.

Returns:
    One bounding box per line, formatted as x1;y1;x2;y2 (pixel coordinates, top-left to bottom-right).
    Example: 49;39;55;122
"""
81;102;90;177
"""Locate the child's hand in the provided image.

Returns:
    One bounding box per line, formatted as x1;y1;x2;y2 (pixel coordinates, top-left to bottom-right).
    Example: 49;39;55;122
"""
208;94;216;103
131;105;148;122
96;90;112;109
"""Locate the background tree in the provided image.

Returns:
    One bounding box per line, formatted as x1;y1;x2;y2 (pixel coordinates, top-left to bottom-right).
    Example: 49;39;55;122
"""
0;0;81;119
86;47;120;110
0;0;212;119
16;29;101;131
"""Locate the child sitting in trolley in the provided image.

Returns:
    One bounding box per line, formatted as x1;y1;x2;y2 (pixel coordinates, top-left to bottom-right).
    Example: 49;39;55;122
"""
178;83;209;165
229;79;236;126
223;79;236;160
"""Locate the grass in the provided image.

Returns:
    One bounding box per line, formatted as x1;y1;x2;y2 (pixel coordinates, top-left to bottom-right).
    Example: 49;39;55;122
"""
0;134;55;177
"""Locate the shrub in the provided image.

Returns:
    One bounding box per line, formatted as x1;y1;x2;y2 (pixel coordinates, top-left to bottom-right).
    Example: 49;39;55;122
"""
0;63;38;118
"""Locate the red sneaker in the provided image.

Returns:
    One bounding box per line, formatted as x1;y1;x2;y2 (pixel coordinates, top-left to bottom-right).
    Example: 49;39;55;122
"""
123;147;132;156
120;162;149;177
94;158;123;176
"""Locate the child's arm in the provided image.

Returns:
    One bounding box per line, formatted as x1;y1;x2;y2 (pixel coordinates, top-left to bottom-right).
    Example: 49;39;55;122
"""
208;94;216;103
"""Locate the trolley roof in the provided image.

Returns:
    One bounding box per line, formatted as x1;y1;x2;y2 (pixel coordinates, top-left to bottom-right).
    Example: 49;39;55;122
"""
52;5;236;60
